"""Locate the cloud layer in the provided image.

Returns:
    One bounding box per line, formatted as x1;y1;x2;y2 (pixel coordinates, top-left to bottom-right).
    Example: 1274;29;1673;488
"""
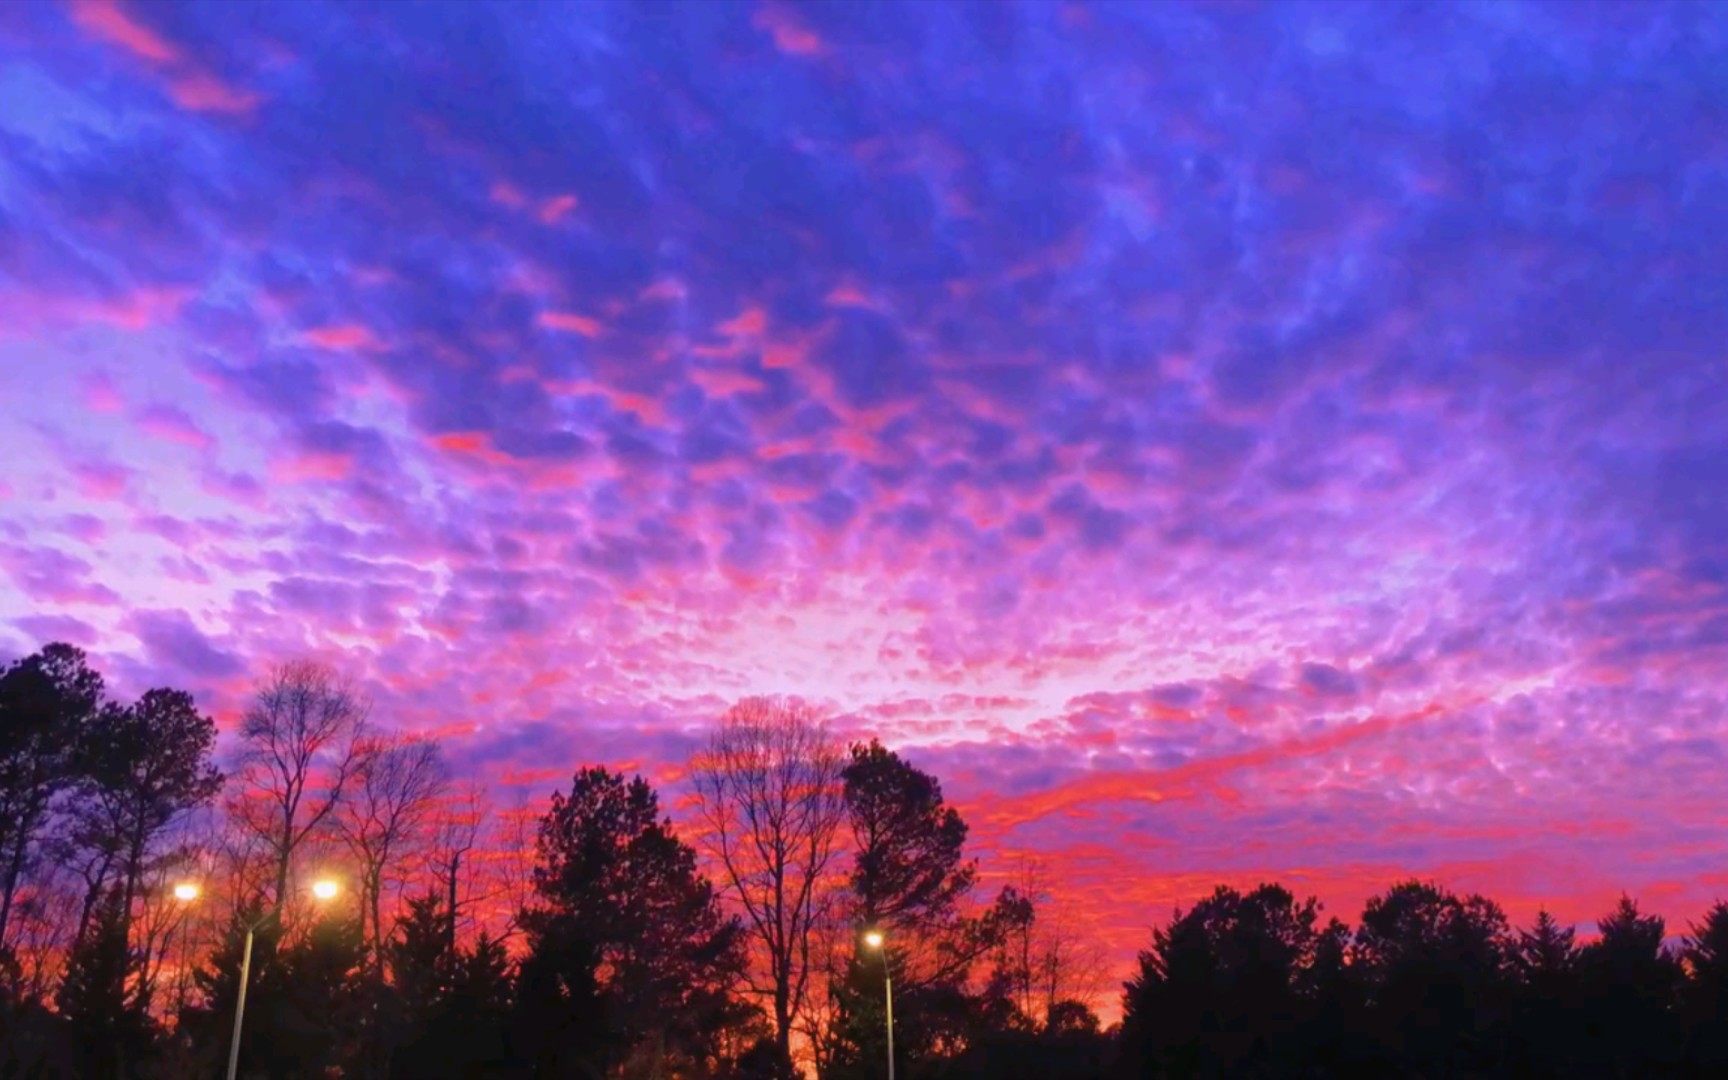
3;0;1727;978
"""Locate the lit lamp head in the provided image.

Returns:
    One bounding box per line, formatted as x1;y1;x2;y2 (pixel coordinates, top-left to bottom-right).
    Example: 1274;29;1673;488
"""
863;929;885;950
172;882;200;903
311;879;339;902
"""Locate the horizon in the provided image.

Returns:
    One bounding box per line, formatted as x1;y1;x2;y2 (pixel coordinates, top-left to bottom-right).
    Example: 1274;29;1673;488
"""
3;0;1727;1016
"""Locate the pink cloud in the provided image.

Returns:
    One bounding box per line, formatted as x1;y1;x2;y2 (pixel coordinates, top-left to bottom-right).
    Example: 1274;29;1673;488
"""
719;306;768;336
68;0;182;64
538;193;579;224
135;403;215;450
72;460;133;500
168;71;260;114
752;3;826;57
83;371;126;413
67;0;260;116
271;450;356;483
302;323;383;350
0;286;190;337
537;310;603;336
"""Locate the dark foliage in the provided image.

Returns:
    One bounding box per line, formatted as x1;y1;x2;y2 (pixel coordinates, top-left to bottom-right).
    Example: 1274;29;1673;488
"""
384;895;514;1079
828;741;993;1078
1119;883;1327;1078
0;644;104;949
514;766;749;1076
54;892;156;1080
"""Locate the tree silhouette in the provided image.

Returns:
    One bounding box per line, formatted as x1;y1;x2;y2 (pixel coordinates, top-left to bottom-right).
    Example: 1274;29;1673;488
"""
691;696;846;1069
67;688;222;958
1300;915;1364;1076
54;889;155;1080
518;766;747;1075
1682;900;1728;1071
384;894;514;1078
1507;909;1581;1076
1119;883;1325;1077
828;740;989;1076
981;860;1111;1035
0;643;104;949
1352;879;1513;1074
337;733;447;964
271;913;370;1079
1577;895;1683;1077
231;660;370;917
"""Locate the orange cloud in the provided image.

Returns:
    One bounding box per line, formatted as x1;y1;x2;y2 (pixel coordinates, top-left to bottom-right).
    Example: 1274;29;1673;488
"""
976;702;1453;830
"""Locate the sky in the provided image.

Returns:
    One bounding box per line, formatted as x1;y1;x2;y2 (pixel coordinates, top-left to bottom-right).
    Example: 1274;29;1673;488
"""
2;0;1727;982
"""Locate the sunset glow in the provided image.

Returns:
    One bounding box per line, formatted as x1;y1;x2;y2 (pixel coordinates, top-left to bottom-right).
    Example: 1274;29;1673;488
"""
2;0;1726;999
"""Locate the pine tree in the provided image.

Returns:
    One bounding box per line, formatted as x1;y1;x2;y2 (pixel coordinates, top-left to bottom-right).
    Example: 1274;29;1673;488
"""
829;741;989;1077
55;891;155;1079
1508;909;1581;1076
1578;895;1684;1075
387;895;514;1078
517;767;746;1074
1683;901;1728;1070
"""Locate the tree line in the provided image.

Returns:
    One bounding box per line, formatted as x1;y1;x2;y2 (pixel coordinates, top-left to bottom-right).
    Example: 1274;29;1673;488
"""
2;641;1725;1078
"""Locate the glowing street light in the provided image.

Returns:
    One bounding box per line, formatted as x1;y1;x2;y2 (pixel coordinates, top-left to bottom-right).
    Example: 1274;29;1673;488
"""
222;878;341;1080
172;882;200;902
863;929;894;1080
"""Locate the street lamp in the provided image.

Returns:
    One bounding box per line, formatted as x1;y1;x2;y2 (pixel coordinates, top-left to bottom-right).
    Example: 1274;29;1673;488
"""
202;878;341;1080
863;929;894;1080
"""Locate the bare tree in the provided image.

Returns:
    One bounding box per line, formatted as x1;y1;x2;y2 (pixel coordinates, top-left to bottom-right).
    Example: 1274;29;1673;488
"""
426;780;487;953
990;858;1111;1025
336;733;447;960
489;789;540;942
229;660;370;915
690;696;847;1066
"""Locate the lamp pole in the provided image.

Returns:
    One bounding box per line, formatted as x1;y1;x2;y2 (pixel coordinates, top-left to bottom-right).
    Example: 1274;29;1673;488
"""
225;921;259;1080
863;929;894;1080
883;965;895;1080
180;878;340;1080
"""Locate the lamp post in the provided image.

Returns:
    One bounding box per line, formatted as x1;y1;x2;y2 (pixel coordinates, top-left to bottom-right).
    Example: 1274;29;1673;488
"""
863;929;894;1080
177;878;339;1080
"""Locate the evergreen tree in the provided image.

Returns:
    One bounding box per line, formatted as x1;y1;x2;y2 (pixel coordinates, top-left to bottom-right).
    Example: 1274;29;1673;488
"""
1682;900;1728;1072
54;891;155;1080
271;913;370;1079
179;902;284;1078
1119;883;1325;1078
1577;895;1683;1077
516;767;746;1075
1300;916;1365;1076
385;894;515;1079
829;741;990;1077
1352;879;1514;1075
70;688;224;932
0;643;104;948
177;905;368;1079
1508;910;1580;1077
